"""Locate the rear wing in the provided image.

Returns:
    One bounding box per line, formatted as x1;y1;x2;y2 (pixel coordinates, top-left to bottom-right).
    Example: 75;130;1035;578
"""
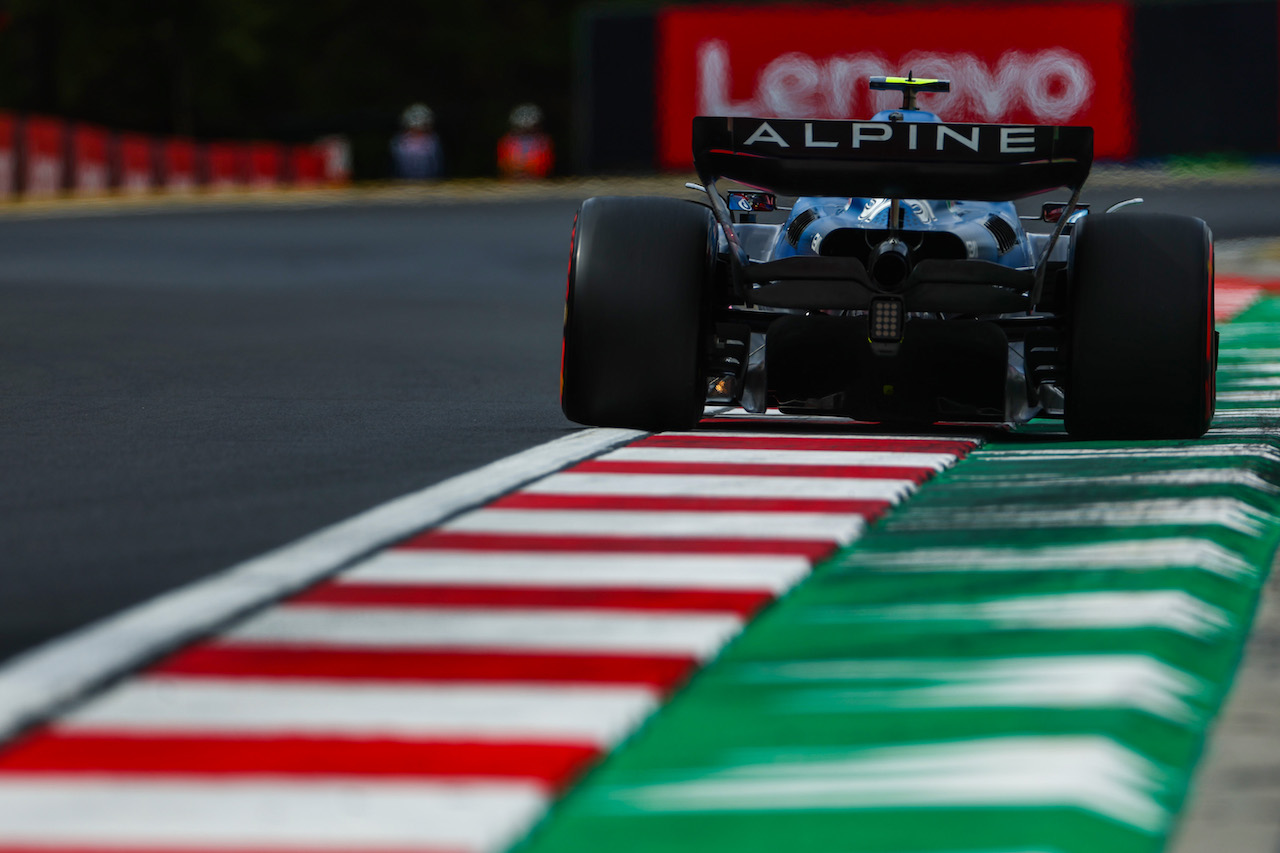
692;117;1093;202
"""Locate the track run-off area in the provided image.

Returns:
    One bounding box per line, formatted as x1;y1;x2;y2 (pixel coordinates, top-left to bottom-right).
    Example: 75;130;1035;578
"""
1;183;1279;852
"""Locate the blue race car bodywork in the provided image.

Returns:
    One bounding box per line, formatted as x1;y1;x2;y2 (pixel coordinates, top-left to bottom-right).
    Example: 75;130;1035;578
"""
560;76;1216;439
766;103;1034;272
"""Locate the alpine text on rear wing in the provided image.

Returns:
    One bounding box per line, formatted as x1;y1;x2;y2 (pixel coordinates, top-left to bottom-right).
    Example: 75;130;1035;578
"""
692;117;1094;202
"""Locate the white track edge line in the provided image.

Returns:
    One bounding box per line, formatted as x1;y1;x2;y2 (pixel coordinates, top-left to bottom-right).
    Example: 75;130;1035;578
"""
0;426;645;743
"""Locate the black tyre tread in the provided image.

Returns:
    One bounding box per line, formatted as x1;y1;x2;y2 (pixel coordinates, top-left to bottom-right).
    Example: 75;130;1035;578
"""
1066;211;1214;439
561;196;715;431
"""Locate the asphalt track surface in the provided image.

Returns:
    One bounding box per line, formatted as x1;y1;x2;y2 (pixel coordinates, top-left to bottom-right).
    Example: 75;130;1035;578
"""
0;198;577;665
3;178;1280;667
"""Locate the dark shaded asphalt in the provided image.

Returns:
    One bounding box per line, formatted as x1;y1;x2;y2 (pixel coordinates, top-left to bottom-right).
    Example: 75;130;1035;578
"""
0;199;582;664
1038;180;1280;238
1;182;1277;667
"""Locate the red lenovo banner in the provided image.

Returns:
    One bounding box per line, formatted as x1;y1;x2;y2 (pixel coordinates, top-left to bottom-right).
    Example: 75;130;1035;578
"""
70;124;110;196
20;116;65;197
656;2;1132;169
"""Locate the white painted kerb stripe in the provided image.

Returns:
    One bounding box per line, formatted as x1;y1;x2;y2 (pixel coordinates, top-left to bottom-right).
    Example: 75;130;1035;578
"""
748;655;1207;723
660;431;976;442
444;509;864;542
0;778;546;852
933;469;1280;494
62;677;657;745
1218;390;1280;402
526;473;914;501
983;443;1280;463
345;551;812;593
609;736;1170;833
603;446;958;470
227;606;744;658
889;497;1272;536
1218;362;1280;374
810;590;1232;639
854;538;1256;580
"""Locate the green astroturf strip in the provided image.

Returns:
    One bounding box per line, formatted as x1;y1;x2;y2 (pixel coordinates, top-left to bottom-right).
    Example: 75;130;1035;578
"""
511;298;1280;853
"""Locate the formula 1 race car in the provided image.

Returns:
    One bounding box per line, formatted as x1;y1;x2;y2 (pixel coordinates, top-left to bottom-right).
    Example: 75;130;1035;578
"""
561;76;1216;439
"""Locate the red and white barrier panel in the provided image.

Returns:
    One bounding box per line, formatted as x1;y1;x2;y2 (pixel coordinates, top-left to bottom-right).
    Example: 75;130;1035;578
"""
247;142;285;189
315;134;352;185
0;111;349;200
158;137;199;193
20;116;64;198
291;143;328;187
113;132;153;195
0;114;16;199
70;124;109;196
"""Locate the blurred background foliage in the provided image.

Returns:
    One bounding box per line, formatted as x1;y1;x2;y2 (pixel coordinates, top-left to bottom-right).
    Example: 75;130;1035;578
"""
0;0;607;177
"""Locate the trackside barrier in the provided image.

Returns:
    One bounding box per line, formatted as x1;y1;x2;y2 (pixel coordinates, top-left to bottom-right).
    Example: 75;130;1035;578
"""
20;116;64;198
69;124;109;196
204;141;242;190
0;114;13;198
246;142;284;189
316;135;352;185
0;111;349;201
511;282;1280;853
290;143;327;187
159;138;198;193
114;132;153;195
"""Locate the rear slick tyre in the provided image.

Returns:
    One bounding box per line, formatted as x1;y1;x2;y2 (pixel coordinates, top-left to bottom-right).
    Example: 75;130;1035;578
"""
1065;212;1215;439
560;196;716;431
